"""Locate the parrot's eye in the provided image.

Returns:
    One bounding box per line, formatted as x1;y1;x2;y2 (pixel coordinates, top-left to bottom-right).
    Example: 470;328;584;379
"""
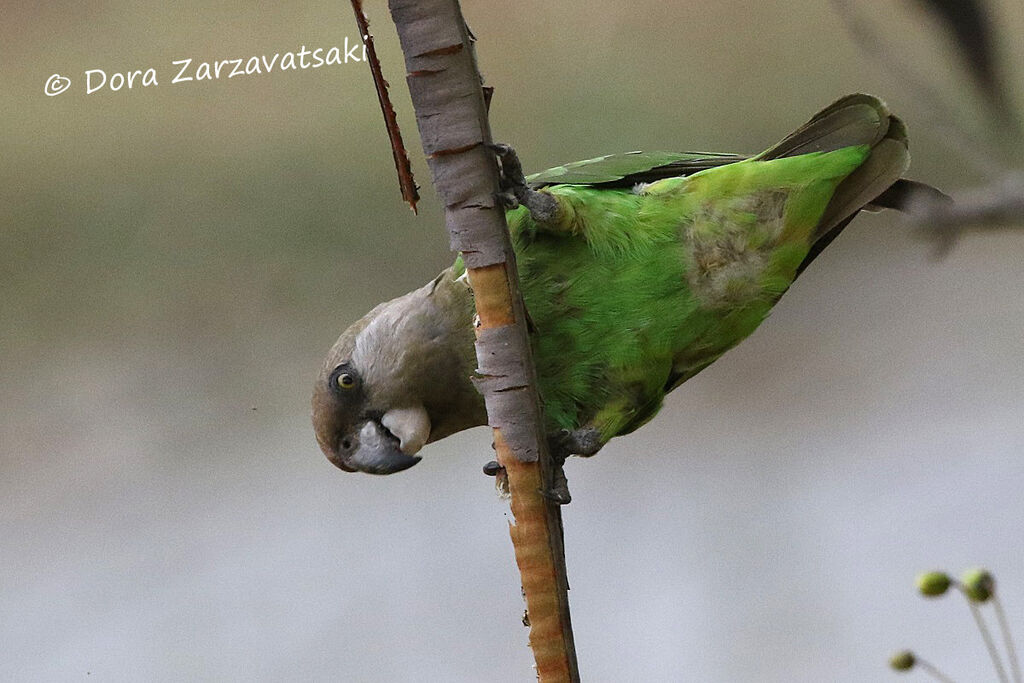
329;364;360;396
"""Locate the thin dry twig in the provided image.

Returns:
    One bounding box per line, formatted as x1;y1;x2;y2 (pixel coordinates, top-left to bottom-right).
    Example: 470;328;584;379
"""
351;0;420;212
922;173;1024;226
911;0;1019;131
832;0;1024;255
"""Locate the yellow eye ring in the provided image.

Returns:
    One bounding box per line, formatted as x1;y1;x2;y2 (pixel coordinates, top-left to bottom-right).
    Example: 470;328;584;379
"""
337;373;355;389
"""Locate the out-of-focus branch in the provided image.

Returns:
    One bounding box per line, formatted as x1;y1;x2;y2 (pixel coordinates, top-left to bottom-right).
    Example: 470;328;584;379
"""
919;174;1024;227
832;0;1024;254
830;0;1008;176
383;2;579;681
912;174;1024;254
911;0;1019;133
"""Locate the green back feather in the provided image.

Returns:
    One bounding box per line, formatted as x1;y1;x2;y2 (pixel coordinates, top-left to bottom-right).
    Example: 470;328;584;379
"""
511;148;869;436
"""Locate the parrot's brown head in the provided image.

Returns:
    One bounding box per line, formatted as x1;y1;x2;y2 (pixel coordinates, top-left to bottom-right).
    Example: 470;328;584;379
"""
312;271;485;475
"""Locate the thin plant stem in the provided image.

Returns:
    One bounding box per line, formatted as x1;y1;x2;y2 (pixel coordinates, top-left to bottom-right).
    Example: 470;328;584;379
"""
964;593;1010;683
993;595;1022;683
916;656;957;683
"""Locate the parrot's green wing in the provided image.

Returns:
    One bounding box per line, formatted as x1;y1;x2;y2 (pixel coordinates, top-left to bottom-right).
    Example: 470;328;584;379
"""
509;94;925;443
526;150;747;189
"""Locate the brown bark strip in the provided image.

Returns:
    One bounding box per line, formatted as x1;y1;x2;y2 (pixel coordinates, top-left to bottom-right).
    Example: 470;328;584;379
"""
350;0;420;212
385;1;579;680
467;264;514;325
497;432;575;682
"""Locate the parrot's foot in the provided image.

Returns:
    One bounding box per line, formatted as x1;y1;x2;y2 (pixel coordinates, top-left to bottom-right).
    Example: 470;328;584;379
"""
489;143;559;223
549;427;603;458
483;428;601;505
541;428;603;505
483;455;572;505
544;457;572;505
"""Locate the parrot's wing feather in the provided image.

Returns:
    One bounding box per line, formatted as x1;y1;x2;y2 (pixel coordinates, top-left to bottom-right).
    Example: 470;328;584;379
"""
753;94;910;244
526;150;747;189
757;93;891;160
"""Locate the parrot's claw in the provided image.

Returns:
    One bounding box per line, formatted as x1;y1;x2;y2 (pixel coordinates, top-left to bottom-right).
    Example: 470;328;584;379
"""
495;190;520;211
484;456;571;504
540;428;602;505
543;464;572;505
489;143;559;223
484;428;600;505
549;427;603;458
483;460;510;499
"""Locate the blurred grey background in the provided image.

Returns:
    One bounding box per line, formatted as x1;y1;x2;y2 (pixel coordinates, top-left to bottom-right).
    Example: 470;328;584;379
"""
3;1;1024;680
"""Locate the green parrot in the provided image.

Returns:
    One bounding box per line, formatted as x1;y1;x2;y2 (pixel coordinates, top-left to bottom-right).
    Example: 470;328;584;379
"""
312;93;943;500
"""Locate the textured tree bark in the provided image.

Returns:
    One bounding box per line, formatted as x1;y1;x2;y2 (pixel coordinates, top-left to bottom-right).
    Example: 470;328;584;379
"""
385;1;580;681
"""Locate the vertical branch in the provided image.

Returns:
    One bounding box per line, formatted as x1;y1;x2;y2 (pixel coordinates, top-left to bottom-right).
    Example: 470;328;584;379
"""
384;1;579;681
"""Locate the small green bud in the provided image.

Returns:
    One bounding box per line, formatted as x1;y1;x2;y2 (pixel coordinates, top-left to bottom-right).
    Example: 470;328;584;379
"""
916;571;952;597
961;567;995;602
889;650;916;671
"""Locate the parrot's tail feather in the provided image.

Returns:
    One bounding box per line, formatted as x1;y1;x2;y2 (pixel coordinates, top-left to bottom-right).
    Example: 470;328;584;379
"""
796;174;951;277
815;114;909;239
761;93;924;277
757;93;914;241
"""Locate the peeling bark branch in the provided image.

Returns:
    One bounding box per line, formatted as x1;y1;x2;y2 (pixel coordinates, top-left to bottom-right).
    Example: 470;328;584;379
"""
384;1;579;680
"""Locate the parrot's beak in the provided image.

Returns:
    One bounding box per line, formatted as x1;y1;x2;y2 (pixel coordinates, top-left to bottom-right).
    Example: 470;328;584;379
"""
333;405;431;475
341;419;421;474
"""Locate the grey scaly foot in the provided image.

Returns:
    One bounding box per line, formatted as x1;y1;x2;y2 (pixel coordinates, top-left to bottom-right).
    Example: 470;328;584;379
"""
485;456;567;503
544;427;604;505
549;427;603;457
485;427;602;505
543;451;572;506
488;143;559;223
543;428;603;505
